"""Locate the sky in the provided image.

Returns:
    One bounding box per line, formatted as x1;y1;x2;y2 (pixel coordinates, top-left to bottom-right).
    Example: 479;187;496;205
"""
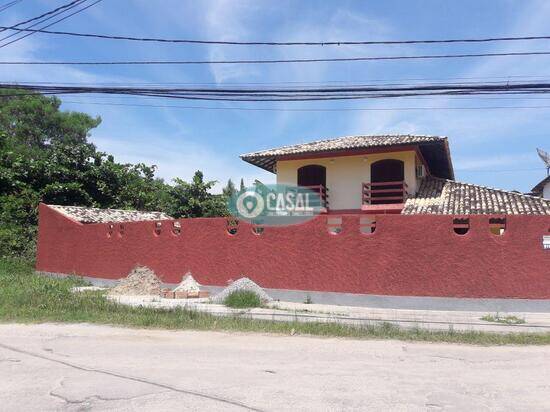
1;0;550;192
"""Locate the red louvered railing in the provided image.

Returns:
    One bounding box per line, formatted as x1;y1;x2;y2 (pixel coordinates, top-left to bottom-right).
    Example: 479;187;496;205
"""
301;185;329;210
362;181;408;205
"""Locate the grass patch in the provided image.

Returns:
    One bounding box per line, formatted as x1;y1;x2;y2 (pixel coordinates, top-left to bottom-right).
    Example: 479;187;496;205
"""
1;258;549;345
223;290;262;308
481;313;526;325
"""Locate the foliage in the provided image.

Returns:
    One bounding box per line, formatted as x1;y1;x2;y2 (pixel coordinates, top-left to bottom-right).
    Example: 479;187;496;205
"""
0;90;228;258
166;171;228;218
1;258;549;345
481;313;526;325
223;178;236;198
224;290;263;308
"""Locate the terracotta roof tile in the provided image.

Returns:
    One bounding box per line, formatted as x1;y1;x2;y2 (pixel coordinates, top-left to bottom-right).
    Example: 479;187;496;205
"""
240;134;454;178
49;205;172;224
402;176;550;215
241;134;444;158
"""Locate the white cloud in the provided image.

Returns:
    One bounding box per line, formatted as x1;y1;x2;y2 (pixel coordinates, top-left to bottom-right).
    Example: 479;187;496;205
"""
91;131;274;192
453;153;534;170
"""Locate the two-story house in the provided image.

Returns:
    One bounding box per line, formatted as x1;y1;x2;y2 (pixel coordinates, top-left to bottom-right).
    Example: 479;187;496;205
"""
241;134;550;215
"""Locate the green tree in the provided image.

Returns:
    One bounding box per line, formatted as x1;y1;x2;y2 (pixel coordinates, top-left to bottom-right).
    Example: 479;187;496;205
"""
167;171;228;218
0;90;227;258
223;178;236;198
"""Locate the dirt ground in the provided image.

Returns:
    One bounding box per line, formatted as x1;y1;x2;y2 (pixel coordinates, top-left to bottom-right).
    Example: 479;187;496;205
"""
0;323;549;411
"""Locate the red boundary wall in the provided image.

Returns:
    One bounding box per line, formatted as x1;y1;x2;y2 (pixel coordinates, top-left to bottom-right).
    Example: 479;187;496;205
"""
36;203;550;299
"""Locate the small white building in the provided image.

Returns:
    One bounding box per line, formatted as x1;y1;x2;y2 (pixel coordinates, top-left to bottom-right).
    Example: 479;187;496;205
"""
531;176;550;199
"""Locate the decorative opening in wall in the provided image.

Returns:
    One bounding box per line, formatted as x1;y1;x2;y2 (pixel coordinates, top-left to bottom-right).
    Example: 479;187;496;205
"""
227;218;239;235
360;216;377;234
327;216;342;235
252;226;264;236
172;221;181;236
118;224;125;237
453;218;470;235
489;217;506;236
107;224;114;238
154;222;162;236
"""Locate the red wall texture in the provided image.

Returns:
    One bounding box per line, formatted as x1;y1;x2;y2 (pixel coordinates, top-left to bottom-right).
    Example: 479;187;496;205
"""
36;203;550;299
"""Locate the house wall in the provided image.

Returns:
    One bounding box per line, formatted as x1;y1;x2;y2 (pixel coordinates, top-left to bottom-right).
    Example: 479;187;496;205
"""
544;182;550;199
36;204;550;299
276;151;418;211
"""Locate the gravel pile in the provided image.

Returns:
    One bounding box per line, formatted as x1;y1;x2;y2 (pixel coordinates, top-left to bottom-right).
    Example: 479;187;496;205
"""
109;266;162;296
212;277;272;304
173;272;201;293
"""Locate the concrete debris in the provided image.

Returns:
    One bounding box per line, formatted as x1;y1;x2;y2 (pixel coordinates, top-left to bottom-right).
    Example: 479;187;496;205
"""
109;266;162;296
173;272;201;293
212;277;272;304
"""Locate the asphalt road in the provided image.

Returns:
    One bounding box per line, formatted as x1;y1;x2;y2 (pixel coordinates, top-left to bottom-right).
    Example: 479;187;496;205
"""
0;323;549;411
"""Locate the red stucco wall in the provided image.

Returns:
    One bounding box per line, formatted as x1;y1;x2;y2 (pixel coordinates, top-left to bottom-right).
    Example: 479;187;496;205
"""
35;203;550;299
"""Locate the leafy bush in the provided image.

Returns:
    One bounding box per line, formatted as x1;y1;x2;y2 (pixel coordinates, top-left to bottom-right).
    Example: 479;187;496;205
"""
223;290;262;308
0;90;230;259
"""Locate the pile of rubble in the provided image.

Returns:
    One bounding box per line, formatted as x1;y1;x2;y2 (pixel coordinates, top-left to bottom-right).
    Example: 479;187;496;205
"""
107;268;273;304
162;272;209;299
211;277;272;304
109;266;162;296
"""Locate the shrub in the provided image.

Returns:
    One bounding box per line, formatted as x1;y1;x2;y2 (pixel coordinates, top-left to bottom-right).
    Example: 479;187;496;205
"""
223;290;262;308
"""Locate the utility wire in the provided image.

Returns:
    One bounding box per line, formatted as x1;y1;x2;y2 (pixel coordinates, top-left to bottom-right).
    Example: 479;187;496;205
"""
5;50;550;65
5;81;550;102
1;24;550;46
0;0;83;33
55;92;550;101
60;99;550;112
0;0;23;14
0;0;102;48
5;73;550;87
0;0;88;45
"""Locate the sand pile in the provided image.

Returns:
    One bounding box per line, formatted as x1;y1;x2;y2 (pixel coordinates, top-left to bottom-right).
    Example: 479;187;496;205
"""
174;272;201;293
212;277;272;304
109;266;162;296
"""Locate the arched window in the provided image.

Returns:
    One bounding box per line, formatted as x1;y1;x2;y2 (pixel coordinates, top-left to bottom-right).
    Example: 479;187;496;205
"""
368;159;406;204
297;165;326;188
370;159;404;183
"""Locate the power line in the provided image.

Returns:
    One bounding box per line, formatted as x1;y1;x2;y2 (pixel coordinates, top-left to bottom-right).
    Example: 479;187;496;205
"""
0;0;23;14
6;81;550;102
59;99;550;112
57;92;550;102
0;0;88;46
2;24;550;47
6;73;550;86
0;0;102;48
0;0;83;32
5;50;550;65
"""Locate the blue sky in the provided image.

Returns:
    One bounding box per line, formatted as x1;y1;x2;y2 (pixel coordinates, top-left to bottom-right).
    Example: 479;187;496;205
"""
2;0;550;192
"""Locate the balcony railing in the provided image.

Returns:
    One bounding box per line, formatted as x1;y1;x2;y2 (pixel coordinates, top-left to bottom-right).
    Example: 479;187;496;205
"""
301;184;329;210
362;181;408;205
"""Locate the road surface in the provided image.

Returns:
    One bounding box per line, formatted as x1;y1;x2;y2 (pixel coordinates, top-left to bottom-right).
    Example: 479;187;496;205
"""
0;323;549;411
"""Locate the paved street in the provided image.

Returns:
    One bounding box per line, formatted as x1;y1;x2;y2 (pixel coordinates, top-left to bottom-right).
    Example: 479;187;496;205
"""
0;323;549;411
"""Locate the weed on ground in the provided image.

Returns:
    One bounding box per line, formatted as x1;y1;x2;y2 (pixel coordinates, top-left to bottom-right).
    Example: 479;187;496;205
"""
224;290;262;308
1;259;549;345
